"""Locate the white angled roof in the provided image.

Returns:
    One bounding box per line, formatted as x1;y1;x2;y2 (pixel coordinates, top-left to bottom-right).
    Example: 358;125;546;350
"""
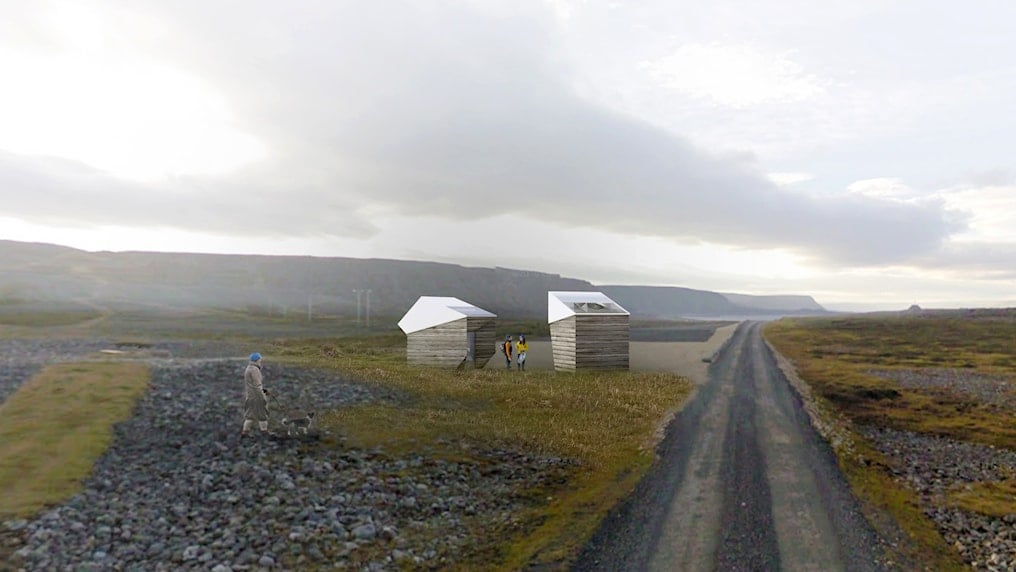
548;291;629;323
398;296;496;334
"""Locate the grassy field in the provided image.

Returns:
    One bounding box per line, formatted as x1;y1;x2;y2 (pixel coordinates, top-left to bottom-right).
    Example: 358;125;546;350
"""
0;362;151;517
0;306;396;343
0;310;693;569
0;310;103;328
764;309;1015;570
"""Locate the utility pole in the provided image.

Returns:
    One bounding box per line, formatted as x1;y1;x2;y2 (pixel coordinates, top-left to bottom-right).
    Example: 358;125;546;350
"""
365;289;372;328
307;293;312;321
353;289;362;327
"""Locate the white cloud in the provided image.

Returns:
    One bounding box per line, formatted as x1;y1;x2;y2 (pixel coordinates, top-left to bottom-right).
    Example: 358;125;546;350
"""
767;172;813;186
939;185;1016;242
544;0;583;22
0;7;266;180
846;178;921;201
640;43;826;108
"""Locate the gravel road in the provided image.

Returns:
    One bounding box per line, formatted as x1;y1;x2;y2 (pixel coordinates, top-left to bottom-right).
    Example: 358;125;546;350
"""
574;321;891;571
1;343;573;571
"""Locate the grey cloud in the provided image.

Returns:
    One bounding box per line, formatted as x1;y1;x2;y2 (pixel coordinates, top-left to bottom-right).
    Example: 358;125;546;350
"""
958;169;1015;188
0;151;376;237
7;1;964;266
339;96;958;265
913;242;1016;280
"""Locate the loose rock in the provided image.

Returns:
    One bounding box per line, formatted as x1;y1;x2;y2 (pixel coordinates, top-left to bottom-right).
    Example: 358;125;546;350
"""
861;426;1016;571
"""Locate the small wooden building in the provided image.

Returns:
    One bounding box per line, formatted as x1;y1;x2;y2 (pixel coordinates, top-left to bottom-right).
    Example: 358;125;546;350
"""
548;291;630;371
398;296;497;368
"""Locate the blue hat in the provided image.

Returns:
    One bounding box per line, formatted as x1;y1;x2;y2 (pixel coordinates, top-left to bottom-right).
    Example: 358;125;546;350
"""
249;352;262;362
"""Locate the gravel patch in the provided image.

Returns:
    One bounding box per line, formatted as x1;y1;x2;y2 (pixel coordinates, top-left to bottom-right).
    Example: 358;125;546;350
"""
867;368;1016;408
3;352;575;570
104;339;248;360
0;363;41;408
0;338;111;405
860;426;1016;571
0;337;248;406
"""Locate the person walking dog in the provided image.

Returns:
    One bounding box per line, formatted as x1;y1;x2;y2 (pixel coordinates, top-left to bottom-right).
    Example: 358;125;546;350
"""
502;335;514;369
241;352;274;437
516;334;528;370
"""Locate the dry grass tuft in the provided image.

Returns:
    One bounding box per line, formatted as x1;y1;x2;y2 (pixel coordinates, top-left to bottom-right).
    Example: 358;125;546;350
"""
948;477;1016;518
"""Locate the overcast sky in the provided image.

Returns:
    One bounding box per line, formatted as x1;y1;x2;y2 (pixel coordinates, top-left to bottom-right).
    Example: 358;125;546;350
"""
1;0;1014;310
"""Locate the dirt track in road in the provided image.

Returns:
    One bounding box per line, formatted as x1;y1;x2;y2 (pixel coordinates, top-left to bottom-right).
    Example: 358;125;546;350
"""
574;322;890;572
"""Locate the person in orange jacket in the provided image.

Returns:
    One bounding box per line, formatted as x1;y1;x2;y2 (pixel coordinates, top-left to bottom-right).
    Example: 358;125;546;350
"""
502;335;513;369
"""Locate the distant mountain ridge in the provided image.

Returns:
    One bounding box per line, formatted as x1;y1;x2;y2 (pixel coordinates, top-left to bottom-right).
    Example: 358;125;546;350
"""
719;292;825;312
600;285;825;319
0;240;826;320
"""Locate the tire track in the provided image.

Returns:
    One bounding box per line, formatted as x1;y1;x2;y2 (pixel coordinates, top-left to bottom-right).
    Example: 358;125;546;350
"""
713;324;780;570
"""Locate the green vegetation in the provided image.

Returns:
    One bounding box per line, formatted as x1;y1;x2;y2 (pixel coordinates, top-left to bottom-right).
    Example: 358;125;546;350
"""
0;310;103;327
495;318;551;339
86;308;375;339
0;307;392;341
0;362;150;517
949;477;1016;518
267;333;692;569
765;310;1016;570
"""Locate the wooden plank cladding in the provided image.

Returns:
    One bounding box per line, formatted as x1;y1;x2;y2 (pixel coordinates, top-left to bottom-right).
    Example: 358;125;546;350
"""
550;314;629;371
407;318;466;368
550;318;576;371
469;317;497;366
406;317;496;368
